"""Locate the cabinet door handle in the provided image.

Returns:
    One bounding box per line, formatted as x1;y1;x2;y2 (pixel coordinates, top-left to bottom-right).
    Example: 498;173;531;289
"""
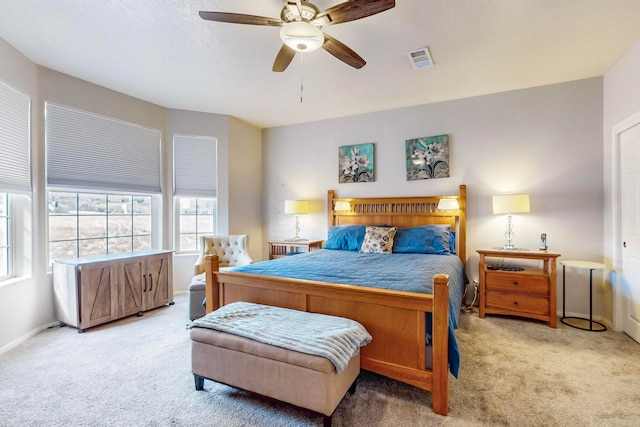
143;275;147;292
149;274;153;291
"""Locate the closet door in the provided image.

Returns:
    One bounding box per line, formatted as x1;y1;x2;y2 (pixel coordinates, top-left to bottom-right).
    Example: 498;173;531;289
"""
621;121;640;344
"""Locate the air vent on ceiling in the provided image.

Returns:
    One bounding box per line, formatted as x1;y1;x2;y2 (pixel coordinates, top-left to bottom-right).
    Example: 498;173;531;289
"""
406;47;434;69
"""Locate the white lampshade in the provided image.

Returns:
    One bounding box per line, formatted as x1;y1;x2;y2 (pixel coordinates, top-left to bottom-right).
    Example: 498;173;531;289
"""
334;201;351;212
492;194;530;214
284;200;309;215
279;21;324;53
437;198;459;211
492;193;530;250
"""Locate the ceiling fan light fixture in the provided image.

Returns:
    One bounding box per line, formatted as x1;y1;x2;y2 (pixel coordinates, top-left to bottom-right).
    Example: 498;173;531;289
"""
280;21;324;52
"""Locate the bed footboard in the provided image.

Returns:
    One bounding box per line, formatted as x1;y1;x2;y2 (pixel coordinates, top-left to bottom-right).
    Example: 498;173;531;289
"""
204;255;450;415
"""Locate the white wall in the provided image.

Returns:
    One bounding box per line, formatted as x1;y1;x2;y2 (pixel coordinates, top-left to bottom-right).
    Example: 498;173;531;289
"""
603;38;640;328
263;78;604;318
0;38;48;352
228;117;263;261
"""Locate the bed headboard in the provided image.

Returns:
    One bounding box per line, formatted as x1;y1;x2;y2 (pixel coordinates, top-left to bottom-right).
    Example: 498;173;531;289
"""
327;184;467;267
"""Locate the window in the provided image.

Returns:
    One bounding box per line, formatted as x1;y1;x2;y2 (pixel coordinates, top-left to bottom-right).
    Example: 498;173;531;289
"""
45;103;162;263
0;193;9;279
48;191;153;261
177;197;216;252
173;134;218;253
0;80;31;282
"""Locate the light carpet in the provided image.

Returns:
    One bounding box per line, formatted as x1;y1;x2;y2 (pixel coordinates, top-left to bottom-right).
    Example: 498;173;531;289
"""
1;294;639;426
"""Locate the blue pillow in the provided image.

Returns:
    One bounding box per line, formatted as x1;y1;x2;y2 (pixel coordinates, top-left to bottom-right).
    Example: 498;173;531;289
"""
393;225;451;254
393;226;428;253
449;230;457;254
325;225;366;251
425;225;451;255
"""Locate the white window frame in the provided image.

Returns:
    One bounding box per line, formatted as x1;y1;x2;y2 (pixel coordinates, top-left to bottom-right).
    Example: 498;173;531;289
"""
0;80;31;283
173;134;218;254
45;104;163;263
174;196;217;253
0;193;10;281
47;189;161;264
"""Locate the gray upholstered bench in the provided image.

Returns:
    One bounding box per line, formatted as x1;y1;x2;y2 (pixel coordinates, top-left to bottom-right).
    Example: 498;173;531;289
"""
190;303;367;426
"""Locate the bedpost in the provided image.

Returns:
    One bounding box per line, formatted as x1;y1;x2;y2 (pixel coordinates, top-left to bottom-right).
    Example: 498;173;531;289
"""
204;254;220;314
432;273;449;416
328;189;336;228
458;184;466;268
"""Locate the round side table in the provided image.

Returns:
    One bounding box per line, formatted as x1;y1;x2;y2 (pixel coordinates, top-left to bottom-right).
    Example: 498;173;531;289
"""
560;260;607;332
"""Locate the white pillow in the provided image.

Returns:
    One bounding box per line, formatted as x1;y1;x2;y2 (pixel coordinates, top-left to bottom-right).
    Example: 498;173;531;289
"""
359;226;397;254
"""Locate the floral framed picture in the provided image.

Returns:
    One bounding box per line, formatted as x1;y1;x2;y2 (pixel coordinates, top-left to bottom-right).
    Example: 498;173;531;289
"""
339;143;374;183
405;134;450;181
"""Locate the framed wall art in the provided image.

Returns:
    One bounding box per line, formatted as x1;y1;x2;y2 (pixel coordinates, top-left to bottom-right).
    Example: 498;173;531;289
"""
339;143;374;183
405;134;450;181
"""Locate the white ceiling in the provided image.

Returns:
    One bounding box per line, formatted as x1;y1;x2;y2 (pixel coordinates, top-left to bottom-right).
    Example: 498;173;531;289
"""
2;0;640;129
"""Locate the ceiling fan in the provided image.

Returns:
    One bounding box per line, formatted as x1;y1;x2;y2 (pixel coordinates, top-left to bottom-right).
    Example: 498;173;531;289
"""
199;0;396;72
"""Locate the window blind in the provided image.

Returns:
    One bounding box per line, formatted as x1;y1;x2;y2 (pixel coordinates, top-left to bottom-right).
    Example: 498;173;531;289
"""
0;80;31;194
45;103;162;193
173;134;217;197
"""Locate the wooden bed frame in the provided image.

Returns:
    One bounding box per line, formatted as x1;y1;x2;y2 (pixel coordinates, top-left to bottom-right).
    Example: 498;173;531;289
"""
204;185;466;416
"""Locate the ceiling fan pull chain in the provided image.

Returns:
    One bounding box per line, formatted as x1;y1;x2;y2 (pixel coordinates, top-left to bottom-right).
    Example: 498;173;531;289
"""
300;53;304;103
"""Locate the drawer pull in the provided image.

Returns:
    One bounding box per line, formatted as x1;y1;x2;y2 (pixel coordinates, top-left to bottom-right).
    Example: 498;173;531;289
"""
512;281;519;285
513;301;518;305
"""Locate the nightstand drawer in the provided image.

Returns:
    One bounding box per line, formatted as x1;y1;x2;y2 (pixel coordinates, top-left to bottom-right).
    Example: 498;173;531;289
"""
485;272;549;294
486;291;549;315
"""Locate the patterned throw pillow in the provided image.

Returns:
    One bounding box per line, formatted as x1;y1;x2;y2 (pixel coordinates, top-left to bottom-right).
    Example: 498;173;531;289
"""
359;226;398;254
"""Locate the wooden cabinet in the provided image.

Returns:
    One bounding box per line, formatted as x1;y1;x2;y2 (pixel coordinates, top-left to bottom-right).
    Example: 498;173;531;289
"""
53;250;173;332
267;240;324;260
120;253;173;318
477;248;561;328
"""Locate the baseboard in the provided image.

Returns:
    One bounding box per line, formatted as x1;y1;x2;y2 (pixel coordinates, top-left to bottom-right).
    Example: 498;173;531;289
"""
0;321;61;357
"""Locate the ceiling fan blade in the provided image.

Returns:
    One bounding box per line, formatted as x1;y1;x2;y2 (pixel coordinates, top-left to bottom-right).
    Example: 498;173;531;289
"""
272;44;297;72
199;11;282;27
322;34;366;69
313;0;395;26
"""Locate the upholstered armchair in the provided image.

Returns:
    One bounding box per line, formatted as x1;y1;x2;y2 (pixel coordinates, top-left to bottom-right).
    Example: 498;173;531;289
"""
188;235;253;320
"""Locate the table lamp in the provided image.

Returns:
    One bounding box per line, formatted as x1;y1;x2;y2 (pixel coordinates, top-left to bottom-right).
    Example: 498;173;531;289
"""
334;201;351;212
437;198;459;211
492;193;530;250
284;199;309;241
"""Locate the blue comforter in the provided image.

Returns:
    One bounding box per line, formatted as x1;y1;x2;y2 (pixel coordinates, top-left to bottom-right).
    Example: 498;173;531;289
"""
231;249;467;377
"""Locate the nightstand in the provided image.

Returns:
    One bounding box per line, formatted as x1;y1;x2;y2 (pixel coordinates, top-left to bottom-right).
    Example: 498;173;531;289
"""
268;240;324;260
477;248;561;328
